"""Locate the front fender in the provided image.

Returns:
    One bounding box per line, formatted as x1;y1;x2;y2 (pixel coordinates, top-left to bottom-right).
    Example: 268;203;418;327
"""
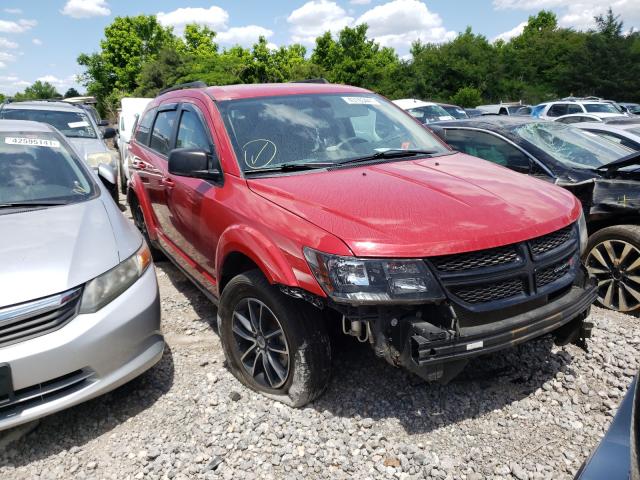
215;225;300;295
128;172;159;241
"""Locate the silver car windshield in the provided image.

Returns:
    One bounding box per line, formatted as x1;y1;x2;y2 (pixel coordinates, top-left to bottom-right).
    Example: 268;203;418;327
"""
0;109;97;139
511;122;633;169
0;131;94;205
218;93;449;173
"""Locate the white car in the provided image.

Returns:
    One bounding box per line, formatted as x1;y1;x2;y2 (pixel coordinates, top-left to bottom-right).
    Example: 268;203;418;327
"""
117;97;152;191
574;121;640;151
532;100;625;121
393;99;454;124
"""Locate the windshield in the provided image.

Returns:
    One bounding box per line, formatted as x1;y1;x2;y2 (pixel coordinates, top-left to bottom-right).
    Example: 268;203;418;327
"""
583;103;618;114
218;93;449;173
407;105;453;123
0;109;97;138
441;105;468;119
0;131;94;205
510;122;633;169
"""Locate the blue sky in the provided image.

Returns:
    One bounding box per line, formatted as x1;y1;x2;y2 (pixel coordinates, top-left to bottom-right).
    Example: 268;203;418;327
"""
1;0;639;95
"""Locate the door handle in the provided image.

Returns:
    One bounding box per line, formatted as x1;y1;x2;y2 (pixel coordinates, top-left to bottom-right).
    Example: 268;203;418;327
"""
130;156;146;170
161;177;175;188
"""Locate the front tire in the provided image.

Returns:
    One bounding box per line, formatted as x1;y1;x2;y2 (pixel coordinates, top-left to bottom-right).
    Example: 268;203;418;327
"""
218;270;331;407
585;225;640;314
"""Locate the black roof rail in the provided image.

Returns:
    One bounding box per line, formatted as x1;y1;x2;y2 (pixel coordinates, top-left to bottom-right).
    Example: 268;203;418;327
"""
288;78;329;84
159;81;208;96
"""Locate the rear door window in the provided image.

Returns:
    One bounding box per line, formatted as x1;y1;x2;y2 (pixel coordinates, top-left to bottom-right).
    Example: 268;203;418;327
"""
134;108;156;146
150;110;177;156
566;104;583;115
547;104;568;117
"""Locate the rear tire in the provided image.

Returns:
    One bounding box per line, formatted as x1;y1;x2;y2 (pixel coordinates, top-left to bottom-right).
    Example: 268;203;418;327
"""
218;270;331;407
585;225;640;315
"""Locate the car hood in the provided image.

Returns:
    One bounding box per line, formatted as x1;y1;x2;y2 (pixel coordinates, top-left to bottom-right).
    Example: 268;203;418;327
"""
248;153;580;257
67;137;109;160
0;198;135;307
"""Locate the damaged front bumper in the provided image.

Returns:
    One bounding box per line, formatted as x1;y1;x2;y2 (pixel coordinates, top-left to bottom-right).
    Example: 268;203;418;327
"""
400;280;596;382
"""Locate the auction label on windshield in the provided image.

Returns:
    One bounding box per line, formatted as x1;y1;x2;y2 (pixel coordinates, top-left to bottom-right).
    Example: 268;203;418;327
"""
342;96;380;105
5;137;60;148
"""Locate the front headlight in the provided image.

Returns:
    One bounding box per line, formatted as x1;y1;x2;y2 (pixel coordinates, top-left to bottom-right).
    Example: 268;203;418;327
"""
578;209;588;255
79;242;152;313
86;152;116;168
303;247;445;305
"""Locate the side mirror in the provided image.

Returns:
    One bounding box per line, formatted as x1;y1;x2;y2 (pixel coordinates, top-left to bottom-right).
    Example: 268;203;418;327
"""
97;163;117;185
168;148;221;181
102;127;117;139
98;120;109;127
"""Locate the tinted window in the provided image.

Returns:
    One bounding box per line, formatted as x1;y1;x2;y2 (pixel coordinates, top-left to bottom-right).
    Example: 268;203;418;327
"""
547;104;568;117
443;129;531;172
566;104;583;115
134;108;156;145
0;131;94;204
584;103;618;114
217;93;449;174
149;110;177;155
176;109;211;151
408;105;453;123
0;109;96;138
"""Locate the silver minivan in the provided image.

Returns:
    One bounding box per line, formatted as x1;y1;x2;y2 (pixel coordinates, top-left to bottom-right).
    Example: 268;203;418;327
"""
0;119;163;431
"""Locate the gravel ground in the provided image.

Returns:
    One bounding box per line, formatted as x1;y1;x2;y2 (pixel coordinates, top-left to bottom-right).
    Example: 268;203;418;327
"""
1;204;638;479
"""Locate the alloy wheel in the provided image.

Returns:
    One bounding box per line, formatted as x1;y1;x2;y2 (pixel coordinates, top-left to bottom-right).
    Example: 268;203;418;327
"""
586;239;640;312
231;298;290;389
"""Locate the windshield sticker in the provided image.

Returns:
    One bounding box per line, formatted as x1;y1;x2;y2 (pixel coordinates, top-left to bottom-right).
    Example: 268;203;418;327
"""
4;137;60;148
68;121;89;128
342;96;380;105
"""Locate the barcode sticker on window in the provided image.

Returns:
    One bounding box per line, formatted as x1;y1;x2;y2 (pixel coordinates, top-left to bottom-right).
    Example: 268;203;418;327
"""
342;97;380;105
5;137;60;148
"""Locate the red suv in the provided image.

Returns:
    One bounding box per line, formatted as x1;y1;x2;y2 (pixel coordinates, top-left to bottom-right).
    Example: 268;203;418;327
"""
128;82;597;406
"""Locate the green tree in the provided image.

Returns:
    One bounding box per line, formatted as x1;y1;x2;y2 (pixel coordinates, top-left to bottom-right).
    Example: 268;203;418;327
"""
64;87;81;98
450;86;483;107
14;81;60;100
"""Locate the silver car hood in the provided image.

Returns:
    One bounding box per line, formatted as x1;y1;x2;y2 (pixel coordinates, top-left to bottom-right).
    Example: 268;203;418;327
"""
0;197;140;308
67;137;108;160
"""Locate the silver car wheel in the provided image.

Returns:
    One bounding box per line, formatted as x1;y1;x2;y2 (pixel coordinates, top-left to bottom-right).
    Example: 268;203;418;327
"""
231;298;290;389
586;239;640;312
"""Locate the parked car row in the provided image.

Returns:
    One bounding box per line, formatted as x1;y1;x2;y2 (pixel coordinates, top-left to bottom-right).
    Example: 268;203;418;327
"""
1;82;638;476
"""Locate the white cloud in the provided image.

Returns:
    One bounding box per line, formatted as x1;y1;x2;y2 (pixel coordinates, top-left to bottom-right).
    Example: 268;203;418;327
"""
350;0;372;4
493;21;527;42
493;0;640;30
3;8;22;15
0;37;18;49
61;0;110;19
157;6;229;35
32;38;42;45
355;0;456;49
0;19;37;33
217;25;274;46
0;75;30;92
0;51;16;63
287;1;354;45
37;74;78;92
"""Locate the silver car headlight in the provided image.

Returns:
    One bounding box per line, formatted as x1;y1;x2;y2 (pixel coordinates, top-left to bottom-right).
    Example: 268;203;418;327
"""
79;242;152;313
577;209;588;255
303;247;445;304
86;152;116;168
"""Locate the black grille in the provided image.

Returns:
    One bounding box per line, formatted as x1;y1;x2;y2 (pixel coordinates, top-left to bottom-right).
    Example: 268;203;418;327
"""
452;279;524;304
0;288;82;348
530;225;573;256
431;245;519;272
427;223;577;308
0;369;93;415
536;258;572;288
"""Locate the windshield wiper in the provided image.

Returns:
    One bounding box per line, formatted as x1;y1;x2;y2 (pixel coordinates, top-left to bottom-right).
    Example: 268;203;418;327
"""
338;149;438;166
244;162;335;175
0;200;69;209
596;151;640;172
